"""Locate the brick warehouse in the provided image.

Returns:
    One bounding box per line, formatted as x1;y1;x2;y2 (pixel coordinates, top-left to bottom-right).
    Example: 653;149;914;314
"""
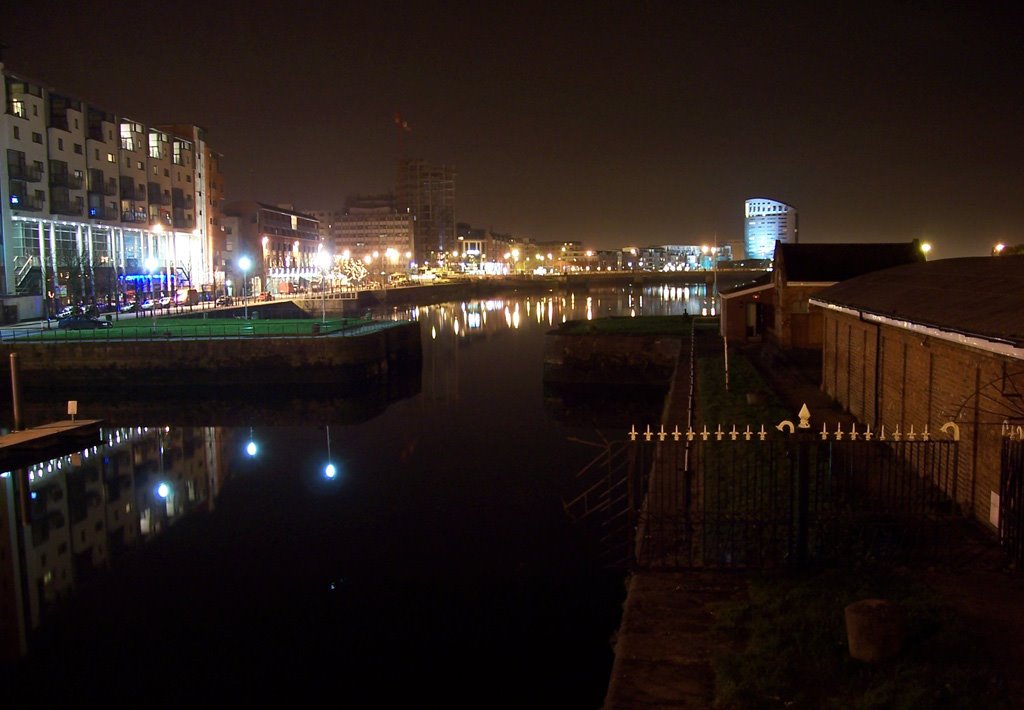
809;256;1024;533
720;240;924;350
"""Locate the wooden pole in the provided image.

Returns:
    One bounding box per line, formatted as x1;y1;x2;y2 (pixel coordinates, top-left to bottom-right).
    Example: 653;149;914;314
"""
9;352;22;431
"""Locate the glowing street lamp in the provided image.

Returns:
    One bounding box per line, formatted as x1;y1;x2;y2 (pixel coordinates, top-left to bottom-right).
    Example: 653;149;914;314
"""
245;426;258;457
920;242;932;259
324;425;336;480
238;255;252;319
994;243;1006;256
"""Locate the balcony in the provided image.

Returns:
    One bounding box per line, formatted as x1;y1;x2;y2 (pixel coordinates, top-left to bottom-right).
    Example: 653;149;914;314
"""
103;178;117;196
121;210;148;223
9;190;44;211
50;172;84;190
148;183;171;205
51;198;83;216
171;191;196;211
120;178;145;201
87;204;110;220
172;213;195;230
8;162;43;182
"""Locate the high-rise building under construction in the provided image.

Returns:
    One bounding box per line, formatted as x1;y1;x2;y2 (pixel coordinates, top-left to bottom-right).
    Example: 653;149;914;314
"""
395;159;455;266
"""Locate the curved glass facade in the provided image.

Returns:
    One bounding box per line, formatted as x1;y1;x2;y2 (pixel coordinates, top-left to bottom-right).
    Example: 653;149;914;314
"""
744;198;798;260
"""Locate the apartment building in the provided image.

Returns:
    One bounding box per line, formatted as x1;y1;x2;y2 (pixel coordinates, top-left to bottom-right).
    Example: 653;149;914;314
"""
0;64;219;320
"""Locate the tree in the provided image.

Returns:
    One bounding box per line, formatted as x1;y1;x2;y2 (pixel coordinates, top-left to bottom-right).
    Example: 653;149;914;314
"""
53;243;93;305
338;257;368;285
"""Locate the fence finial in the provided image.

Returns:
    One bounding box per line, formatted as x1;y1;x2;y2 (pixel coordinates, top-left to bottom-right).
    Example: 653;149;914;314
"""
940;421;961;441
798;404;811;429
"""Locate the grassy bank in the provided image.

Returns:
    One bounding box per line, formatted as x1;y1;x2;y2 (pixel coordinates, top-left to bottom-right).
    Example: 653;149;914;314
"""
9;316;380;341
712;565;1009;709
698;347;1010;708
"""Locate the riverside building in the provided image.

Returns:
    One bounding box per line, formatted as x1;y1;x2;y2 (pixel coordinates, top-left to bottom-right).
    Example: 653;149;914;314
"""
313;195;415;281
0;64;221;320
744;198;798;261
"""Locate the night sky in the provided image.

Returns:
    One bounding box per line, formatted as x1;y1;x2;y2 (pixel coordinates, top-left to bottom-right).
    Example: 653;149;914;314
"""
5;2;1023;257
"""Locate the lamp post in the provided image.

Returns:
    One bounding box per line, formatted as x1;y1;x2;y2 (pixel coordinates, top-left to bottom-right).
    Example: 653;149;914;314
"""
324;425;336;480
238;255;251;320
145;256;158;325
315;246;330;322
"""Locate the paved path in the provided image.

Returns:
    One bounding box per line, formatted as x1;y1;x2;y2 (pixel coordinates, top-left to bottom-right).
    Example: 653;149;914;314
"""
603;332;748;709
604;571;747;709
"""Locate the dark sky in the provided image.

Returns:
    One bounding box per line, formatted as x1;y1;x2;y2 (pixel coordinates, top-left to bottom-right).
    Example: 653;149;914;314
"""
5;2;1023;257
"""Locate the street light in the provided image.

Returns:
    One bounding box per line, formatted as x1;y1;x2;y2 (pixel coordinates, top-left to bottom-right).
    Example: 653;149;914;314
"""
324;425;336;480
315;246;330;322
145;256;158;325
238;255;251;320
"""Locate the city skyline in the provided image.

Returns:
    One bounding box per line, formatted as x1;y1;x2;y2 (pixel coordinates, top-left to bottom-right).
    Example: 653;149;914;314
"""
5;2;1022;258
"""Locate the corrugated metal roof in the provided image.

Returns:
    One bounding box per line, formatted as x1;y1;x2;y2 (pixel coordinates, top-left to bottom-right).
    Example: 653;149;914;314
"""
809;256;1024;347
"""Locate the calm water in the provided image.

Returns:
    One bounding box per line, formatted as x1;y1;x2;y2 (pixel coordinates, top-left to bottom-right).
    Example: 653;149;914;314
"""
0;283;704;707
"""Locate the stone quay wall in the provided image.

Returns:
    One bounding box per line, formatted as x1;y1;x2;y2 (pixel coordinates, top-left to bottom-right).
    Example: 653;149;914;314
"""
0;322;421;390
542;331;682;388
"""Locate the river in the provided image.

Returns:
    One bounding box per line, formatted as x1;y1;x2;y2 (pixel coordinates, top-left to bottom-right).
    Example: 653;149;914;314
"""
0;282;707;707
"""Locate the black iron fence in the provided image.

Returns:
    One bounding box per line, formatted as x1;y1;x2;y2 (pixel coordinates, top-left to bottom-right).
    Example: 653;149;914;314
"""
1000;433;1024;568
566;418;964;571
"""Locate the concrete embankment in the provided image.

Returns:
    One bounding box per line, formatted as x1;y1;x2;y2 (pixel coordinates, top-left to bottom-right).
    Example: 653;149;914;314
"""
543;320;749;708
0;322;421;391
542;330;682;389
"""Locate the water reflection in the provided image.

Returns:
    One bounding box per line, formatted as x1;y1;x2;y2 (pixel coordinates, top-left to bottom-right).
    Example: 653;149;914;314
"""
1;425;214;660
0;283;703;704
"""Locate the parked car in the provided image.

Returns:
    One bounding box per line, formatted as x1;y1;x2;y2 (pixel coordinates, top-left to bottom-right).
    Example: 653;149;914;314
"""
215;295;233;306
257;292;273;302
158;295;173;308
56;305;82;319
140;299;156;311
58;315;111;329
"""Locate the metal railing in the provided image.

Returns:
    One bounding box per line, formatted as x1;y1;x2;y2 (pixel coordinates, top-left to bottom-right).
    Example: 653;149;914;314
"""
0;316;404;343
622;420;964;571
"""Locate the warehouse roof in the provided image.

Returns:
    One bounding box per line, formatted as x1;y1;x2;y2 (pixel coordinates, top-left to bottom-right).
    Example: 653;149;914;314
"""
776;241;925;283
809;256;1024;348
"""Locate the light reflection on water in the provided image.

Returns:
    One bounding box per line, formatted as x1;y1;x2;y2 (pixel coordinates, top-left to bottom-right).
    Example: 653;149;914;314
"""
0;284;707;705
